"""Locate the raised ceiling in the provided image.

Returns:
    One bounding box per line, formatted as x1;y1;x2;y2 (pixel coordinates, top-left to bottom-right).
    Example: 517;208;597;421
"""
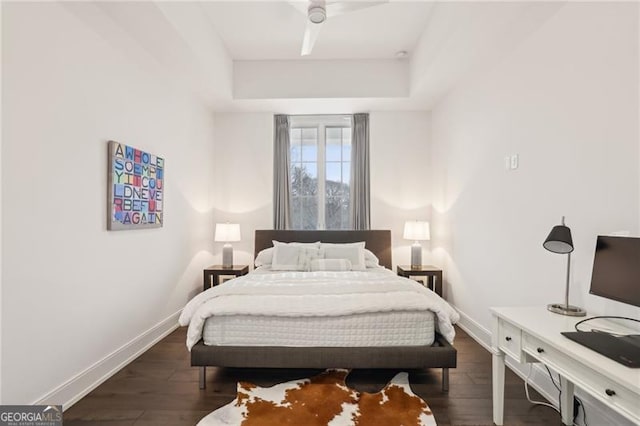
63;1;565;112
200;2;435;60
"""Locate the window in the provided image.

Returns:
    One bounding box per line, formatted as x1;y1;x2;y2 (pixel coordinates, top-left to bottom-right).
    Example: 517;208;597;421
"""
289;116;352;230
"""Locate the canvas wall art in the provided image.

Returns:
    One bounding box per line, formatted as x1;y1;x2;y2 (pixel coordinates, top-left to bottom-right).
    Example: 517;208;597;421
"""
107;140;164;230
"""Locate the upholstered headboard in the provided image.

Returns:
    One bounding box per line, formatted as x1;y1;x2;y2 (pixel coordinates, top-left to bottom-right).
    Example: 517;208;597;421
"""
254;230;392;270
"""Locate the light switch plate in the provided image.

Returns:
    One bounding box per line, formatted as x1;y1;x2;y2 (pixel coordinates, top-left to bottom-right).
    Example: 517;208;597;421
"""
510;154;519;169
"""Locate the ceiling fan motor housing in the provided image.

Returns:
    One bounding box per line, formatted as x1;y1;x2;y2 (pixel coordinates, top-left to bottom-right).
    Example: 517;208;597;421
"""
308;5;326;24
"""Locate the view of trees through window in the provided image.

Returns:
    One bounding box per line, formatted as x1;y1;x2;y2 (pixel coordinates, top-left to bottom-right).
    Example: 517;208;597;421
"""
290;124;351;230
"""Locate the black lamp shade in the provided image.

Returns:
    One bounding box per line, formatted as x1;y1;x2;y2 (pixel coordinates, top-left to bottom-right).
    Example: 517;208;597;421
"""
543;225;574;254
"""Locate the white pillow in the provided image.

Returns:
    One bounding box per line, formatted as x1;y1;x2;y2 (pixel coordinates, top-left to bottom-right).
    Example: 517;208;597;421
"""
254;247;274;267
364;249;379;268
271;242;301;270
271;241;321;271
320;242;366;271
273;240;320;249
309;258;352;271
255;241;320;267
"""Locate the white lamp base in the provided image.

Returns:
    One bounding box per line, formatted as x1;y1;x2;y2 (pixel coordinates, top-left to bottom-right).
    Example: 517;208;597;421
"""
222;244;233;268
547;303;586;317
411;242;422;268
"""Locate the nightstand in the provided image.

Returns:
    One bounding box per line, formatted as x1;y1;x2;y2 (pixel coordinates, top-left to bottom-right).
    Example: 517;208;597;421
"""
397;265;443;297
203;265;249;291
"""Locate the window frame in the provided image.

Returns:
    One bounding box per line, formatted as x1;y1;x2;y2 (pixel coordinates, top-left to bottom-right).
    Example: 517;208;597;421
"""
289;115;353;230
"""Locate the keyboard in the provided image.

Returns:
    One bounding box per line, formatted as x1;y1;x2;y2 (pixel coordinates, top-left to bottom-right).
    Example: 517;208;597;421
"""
561;331;640;368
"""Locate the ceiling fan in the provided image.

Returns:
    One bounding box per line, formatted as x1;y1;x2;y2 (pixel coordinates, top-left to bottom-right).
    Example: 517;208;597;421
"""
289;0;388;56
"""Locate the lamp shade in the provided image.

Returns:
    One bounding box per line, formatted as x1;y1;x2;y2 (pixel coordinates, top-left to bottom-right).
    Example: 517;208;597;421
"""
543;222;573;254
214;223;241;242
404;221;430;241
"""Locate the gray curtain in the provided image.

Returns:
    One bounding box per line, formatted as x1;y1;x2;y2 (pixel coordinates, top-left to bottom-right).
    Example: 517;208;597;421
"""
350;113;371;230
273;115;291;230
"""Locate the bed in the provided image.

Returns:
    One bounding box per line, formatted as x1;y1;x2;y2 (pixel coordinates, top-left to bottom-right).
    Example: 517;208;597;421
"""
186;230;457;391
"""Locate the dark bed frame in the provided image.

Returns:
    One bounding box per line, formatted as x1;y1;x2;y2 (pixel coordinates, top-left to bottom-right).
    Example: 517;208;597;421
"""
191;230;457;391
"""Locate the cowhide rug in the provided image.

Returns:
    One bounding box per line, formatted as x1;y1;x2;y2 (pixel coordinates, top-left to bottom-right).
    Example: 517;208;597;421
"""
197;369;437;426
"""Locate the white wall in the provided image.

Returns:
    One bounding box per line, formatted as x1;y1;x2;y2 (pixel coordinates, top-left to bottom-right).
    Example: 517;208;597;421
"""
0;0;3;404
1;2;215;404
370;111;432;269
234;60;409;99
430;2;638;423
210;111;431;268
211;112;274;265
431;0;639;328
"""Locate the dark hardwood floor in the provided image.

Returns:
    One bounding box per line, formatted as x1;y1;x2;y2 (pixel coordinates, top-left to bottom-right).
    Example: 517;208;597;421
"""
64;326;563;425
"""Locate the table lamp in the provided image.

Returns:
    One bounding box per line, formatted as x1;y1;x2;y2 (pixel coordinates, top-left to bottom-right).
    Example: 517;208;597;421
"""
543;216;586;316
215;223;241;268
404;221;430;269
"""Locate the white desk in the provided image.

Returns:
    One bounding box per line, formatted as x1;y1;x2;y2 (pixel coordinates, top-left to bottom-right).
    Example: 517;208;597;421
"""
491;307;640;425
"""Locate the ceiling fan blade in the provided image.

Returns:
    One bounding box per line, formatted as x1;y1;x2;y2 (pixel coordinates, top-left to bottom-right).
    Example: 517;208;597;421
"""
288;1;309;16
326;1;388;18
301;20;323;56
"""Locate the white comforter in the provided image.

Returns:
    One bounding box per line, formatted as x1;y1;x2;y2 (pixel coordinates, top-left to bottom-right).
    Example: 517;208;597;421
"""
179;268;460;350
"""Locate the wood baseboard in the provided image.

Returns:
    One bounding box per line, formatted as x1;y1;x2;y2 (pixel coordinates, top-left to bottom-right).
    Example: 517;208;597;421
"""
33;310;181;410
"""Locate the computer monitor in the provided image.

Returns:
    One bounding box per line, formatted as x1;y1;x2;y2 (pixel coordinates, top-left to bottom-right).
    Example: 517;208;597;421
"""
589;236;640;308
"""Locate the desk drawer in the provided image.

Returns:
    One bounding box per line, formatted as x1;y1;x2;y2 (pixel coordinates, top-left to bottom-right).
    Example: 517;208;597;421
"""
522;333;640;422
498;319;522;361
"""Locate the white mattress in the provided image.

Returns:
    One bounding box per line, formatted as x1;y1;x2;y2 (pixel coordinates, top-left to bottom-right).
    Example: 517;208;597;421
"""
202;310;435;347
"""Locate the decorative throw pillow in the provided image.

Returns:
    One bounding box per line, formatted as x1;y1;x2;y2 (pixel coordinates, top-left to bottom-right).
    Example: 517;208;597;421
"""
320;242;366;271
309;258;353;271
297;246;321;271
271;241;321;271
